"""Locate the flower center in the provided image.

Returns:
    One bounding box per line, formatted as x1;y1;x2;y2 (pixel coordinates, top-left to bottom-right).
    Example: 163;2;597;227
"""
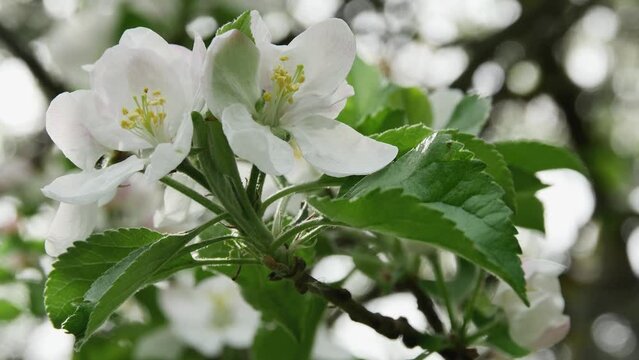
120;88;169;145
257;56;305;128
209;293;234;328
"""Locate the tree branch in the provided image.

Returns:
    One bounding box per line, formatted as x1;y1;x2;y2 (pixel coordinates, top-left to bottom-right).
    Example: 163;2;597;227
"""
396;276;445;334
0;22;67;99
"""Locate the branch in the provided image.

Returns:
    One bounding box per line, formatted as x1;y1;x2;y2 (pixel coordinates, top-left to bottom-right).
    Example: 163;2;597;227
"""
396;276;445;334
294;271;428;348
0;22;67;99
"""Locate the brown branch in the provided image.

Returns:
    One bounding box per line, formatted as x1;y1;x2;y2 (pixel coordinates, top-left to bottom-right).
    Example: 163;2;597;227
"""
295;271;426;347
0;21;67;99
396;276;445;334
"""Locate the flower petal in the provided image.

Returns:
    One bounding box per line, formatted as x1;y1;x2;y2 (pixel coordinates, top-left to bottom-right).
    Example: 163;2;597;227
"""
46;202;98;257
282;82;354;124
203;30;261;118
284;18;356;96
145;115;193;182
221;104;294;176
284;116;397;177
41;155;145;205
89;46;189;149
46;90;109;170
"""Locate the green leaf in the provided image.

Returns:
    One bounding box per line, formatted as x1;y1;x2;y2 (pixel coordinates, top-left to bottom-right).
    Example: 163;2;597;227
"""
370;124;433;157
215;10;254;41
0;299;20;321
446;95;491;135
193;114;273;251
45;228;206;346
357;108;406;136
496;141;587;232
338;58;391;127
251;295;326;360
230;266;327;344
45;228;164;329
321;133;526;302
451;132;516;210
388;87;433;126
495;141;588;175
484;322;530;358
311;189;526;302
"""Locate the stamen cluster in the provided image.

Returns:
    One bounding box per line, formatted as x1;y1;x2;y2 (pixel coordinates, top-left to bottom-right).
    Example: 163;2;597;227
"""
120;88;169;144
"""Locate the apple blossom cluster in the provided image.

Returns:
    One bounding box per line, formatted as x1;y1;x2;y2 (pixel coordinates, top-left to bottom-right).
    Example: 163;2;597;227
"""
37;9;574;359
41;11;396;256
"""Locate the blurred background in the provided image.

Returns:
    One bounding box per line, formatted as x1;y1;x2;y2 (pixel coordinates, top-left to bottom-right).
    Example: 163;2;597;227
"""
0;0;637;359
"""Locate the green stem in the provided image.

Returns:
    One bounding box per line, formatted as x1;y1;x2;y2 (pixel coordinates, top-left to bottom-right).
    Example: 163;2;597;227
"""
270;218;337;251
160;176;225;214
465;318;501;344
177;160;210;191
461;270;485;338
195;258;261;266
430;254;459;333
259;179;341;215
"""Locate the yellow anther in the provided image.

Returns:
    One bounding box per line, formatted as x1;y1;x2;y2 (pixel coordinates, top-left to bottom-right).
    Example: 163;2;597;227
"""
152;90;162;96
143;87;149;93
121;108;129;115
263;91;272;102
298;75;305;83
279;55;289;62
120;119;134;129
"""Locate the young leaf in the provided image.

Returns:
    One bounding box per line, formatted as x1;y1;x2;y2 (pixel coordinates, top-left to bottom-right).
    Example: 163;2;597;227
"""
446;95;491;135
338;58;391;127
496;141;588;232
323;133;526;302
495;141;588;175
45;228;208;346
0;299;20;321
230;266;327;344
371;124;433;157
451;132;516;211
45;228;164;329
215;11;254;41
388;87;433;126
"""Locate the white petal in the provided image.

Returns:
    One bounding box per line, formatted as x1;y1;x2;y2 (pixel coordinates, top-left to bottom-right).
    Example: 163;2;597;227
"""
249;10;272;46
284;18;356;96
190;36;207;112
221;104;294;176
119;27;190;65
46;90;109;170
282;82;354;124
153;173;207;229
285;116;398;177
203;30;261;118
41;156;144;205
144;116;193;182
89;46;189;149
45;203;98;257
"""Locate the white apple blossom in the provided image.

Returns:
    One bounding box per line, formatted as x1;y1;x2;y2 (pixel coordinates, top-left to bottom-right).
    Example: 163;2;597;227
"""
204;11;398;177
40;27;205;256
492;260;570;351
159;274;260;357
153;173;210;232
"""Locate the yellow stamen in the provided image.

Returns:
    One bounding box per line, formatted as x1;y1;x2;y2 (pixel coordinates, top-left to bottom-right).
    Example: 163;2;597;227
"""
279;55;289;61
